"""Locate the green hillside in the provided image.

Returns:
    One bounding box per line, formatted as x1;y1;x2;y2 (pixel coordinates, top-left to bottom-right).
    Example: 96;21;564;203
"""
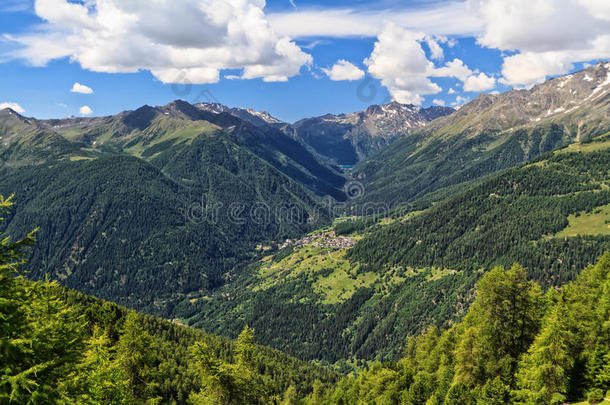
0;103;344;315
307;252;610;405
172;135;610;365
0;197;337;404
350;134;610;284
3;193;608;404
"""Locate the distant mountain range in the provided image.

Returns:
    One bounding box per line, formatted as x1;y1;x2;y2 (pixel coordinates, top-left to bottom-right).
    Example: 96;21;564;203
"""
285;102;454;165
0;100;344;312
354;61;610;208
191;100;455;166
1;62;610;365
194;102;285;128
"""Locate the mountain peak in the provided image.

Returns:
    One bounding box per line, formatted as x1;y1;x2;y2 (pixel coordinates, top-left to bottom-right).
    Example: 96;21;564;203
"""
0;107;34;127
408;60;610;145
194;102;231;115
0;107;24;118
290;101;455;165
194;102;285;128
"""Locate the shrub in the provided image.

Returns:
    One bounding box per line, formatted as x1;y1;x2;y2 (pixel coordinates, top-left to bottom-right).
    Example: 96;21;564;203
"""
587;388;604;404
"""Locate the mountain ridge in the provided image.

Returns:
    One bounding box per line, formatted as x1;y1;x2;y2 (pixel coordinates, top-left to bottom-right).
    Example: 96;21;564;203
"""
286;101;455;165
353;61;610;208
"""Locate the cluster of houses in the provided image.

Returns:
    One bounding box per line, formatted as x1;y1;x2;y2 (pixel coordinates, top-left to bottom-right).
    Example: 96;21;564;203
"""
278;231;356;250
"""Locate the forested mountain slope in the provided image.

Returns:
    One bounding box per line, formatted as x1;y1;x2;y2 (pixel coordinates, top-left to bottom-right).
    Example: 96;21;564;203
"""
308;252;610;405
355;62;610;207
350;133;610;282
4;193;607;404
0;101;344;314
179;134;610;365
0;199;338;404
39;100;346;199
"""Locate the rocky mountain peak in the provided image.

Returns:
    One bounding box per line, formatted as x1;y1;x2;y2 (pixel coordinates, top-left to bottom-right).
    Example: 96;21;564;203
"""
194;102;231;114
425;61;610;138
194;102;284;127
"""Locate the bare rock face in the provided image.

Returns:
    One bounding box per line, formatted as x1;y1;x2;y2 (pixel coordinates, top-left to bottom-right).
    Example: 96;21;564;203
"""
194;100;455;166
195;102;285;128
288;102;455;165
425;61;610;139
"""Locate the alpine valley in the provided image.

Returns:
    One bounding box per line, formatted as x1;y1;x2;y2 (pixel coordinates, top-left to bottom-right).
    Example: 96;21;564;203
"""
2;62;610;404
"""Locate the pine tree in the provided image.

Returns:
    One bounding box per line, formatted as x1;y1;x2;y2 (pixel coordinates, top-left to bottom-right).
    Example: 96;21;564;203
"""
454;265;544;388
0;195;43;403
0;195;37;399
516;303;573;404
280;385;299;405
116;313;159;402
62;326;132;404
189;326;265;405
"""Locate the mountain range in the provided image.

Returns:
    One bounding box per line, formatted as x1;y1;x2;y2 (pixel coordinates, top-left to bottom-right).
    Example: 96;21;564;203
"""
354;61;610;208
1;62;610;376
194;100;455;166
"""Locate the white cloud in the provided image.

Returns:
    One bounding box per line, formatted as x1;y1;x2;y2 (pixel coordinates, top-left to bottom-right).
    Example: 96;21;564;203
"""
452;95;469;106
431;58;473;81
448;88;456;94
476;0;600;52
274;0;610;91
6;0;312;84
322;60;364;81
364;24;441;105
473;0;610;86
424;36;444;60
0;102;25;113
432;99;445;106
463;72;496;92
70;82;94;94
499;52;574;87
79;105;92;115
268;3;484;38
363;24;485;105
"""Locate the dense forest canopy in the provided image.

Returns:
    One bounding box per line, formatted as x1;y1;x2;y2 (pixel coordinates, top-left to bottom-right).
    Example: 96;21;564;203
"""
2;64;610;404
2;192;609;403
0;195;338;404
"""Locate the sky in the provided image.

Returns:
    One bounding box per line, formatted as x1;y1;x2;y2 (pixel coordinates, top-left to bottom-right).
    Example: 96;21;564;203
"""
0;0;609;123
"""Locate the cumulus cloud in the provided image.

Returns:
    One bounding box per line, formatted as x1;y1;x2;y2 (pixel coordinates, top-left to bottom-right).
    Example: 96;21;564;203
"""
6;0;312;84
79;105;92;115
473;0;610;86
499;52;575;87
463;72;496;92
276;0;610;91
432;99;445;106
0;102;25;113
431;58;473;81
364;24;442;104
424;36;444;60
70;82;93;94
322;60;364;81
452;95;469;106
364;24;486;105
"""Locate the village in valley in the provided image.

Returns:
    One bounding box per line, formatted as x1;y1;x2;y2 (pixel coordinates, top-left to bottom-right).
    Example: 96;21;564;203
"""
257;230;357;252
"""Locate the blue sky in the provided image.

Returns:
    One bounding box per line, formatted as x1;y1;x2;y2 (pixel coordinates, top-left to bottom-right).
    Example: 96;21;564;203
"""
0;0;608;122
